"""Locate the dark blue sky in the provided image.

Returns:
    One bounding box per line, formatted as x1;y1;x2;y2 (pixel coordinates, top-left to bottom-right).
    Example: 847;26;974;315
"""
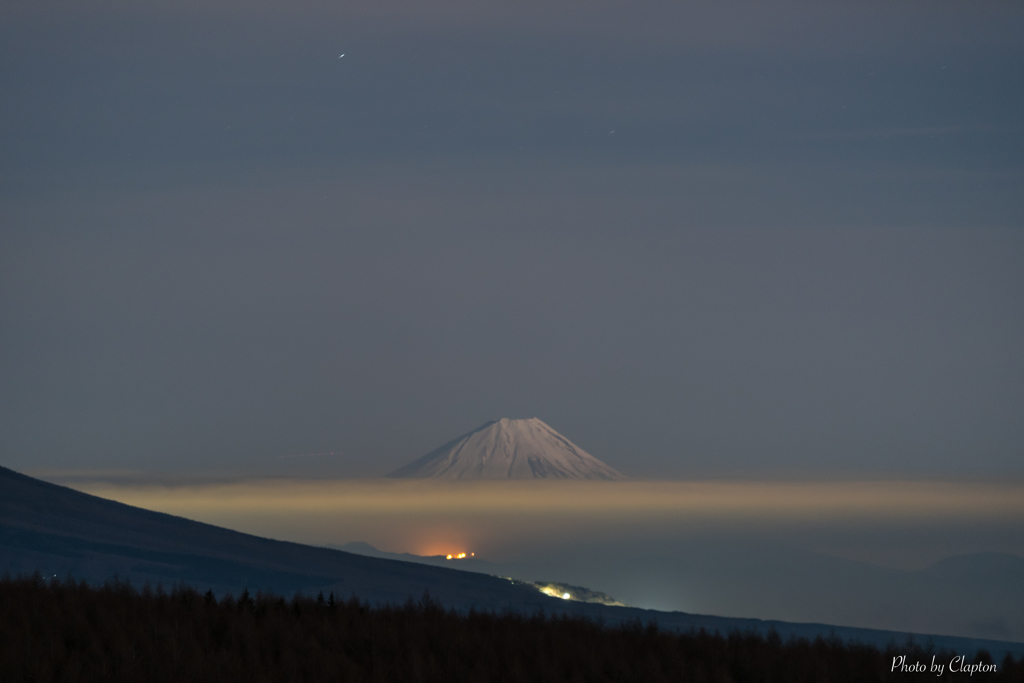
2;1;1022;478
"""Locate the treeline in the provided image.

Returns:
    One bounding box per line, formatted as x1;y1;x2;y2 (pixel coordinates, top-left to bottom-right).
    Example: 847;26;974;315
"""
0;573;1020;683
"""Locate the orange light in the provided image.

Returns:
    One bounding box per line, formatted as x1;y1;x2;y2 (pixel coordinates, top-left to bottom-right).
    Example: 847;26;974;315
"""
446;554;453;560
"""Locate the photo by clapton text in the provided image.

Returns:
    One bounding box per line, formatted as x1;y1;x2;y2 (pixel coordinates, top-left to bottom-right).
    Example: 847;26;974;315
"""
892;654;1000;676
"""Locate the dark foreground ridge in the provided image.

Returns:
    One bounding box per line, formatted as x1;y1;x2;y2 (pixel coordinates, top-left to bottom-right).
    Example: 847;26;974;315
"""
2;465;1023;660
2;575;1019;683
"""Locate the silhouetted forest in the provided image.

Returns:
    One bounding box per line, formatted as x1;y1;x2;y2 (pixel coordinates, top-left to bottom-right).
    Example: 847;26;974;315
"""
1;573;1020;682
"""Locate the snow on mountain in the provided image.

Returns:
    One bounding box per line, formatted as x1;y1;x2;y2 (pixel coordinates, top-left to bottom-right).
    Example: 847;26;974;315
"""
386;418;627;480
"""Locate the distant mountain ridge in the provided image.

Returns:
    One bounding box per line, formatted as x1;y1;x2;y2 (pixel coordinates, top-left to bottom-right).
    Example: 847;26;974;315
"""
328;543;627;606
386;418;626;480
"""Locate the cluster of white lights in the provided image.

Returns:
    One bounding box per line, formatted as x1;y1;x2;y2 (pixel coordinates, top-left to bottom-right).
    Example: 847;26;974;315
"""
536;585;574;601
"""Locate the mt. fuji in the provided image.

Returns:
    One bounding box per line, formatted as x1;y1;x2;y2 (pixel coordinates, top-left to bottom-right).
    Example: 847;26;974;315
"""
386;418;626;480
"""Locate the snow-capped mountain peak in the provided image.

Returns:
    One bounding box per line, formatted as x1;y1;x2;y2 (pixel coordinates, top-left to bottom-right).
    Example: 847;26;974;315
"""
386;417;626;480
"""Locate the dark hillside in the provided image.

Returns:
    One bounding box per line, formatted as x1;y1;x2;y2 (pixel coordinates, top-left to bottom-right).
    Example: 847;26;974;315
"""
0;465;551;608
3;465;1023;659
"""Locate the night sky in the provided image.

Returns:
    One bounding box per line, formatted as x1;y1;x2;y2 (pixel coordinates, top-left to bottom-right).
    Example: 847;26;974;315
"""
3;0;1023;480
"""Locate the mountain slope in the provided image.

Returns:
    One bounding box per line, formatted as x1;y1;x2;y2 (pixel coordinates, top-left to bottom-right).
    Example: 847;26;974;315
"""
387;418;626;480
0;465;550;609
2;465;1022;657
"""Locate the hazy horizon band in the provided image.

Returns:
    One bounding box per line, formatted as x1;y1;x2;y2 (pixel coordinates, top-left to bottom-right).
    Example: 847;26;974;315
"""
45;477;1024;518
34;476;1024;568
